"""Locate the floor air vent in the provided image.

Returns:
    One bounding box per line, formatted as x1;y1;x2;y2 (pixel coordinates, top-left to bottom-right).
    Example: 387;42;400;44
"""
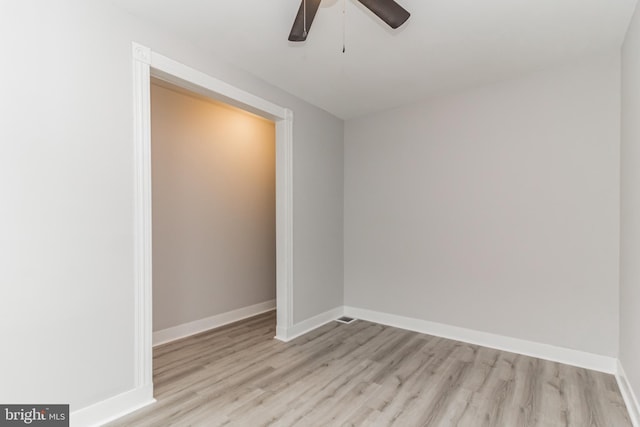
336;316;356;324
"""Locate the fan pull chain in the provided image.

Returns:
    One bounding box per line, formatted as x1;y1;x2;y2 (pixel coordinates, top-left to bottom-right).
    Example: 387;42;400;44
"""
303;0;308;38
342;0;346;53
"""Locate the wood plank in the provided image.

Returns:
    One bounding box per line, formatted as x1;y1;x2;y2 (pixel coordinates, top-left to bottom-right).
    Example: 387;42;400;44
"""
106;312;632;427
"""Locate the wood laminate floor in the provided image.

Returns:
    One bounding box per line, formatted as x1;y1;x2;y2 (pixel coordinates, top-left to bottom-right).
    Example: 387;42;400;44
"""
107;312;631;426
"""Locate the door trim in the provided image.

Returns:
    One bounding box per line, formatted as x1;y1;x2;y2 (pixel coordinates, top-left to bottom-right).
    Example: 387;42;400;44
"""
131;42;294;392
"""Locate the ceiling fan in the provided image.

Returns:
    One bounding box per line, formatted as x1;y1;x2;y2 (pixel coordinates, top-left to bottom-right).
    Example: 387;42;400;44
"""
288;0;410;42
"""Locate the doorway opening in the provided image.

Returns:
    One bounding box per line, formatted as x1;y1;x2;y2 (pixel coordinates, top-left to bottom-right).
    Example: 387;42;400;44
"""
132;43;294;398
150;77;277;346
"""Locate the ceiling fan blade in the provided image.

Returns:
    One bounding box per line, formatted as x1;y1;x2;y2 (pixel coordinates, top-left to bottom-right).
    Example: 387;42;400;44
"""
288;0;323;42
356;0;410;29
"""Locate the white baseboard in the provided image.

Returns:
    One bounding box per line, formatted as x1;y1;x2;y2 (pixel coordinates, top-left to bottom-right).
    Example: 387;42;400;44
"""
153;300;276;346
617;360;640;427
70;384;155;427
344;306;617;374
275;306;344;342
74;305;629;425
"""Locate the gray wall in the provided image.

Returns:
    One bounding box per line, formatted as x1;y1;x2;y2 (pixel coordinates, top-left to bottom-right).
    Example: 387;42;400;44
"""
151;82;276;332
293;107;345;322
344;53;621;357
620;0;640;405
0;0;344;411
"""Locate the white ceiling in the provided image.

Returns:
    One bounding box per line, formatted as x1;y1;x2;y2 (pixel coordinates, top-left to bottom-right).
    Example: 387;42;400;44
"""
112;0;637;119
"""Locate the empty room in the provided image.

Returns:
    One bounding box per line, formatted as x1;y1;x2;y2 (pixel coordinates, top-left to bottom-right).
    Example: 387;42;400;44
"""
2;1;640;426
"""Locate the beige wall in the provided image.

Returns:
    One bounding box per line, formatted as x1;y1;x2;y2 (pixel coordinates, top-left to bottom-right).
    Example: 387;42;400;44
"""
151;81;276;332
344;53;620;357
620;0;640;409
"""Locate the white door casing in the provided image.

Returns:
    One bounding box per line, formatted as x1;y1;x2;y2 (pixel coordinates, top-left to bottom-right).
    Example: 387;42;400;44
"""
131;42;294;393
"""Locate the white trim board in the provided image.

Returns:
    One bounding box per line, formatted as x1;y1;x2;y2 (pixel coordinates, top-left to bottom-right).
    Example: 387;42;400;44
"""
617;361;640;427
131;41;294;395
344;306;617;374
153;300;276;346
275;307;344;342
70;385;154;427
